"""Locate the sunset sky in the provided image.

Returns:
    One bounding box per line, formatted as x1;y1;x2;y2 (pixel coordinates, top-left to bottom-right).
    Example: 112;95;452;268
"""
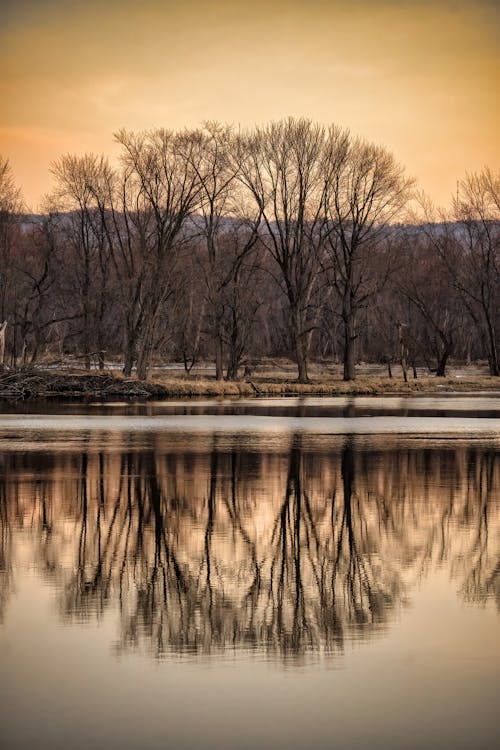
1;0;498;209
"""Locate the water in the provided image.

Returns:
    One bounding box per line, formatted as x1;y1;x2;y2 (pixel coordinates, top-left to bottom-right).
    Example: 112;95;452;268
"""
0;396;499;750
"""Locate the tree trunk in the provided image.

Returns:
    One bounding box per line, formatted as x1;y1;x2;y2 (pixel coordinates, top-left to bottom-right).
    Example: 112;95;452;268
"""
436;345;451;377
342;315;356;381
123;331;136;376
401;360;408;383
295;328;309;383
136;338;151;380
226;309;241;381
341;284;357;381
292;306;309;383
136;361;148;380
83;283;91;371
0;321;6;366
215;332;224;381
20;340;27;367
296;356;308;383
484;314;499;376
398;324;408;383
226;344;240;381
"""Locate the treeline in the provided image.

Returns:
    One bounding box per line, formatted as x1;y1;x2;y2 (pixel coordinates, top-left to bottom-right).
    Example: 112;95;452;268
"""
0;119;498;381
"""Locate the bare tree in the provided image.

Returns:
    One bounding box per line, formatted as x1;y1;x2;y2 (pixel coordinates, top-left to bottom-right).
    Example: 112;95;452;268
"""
321;132;414;380
50;154;115;369
234;118;328;382
170;244;207;373
417;173;500;376
0;157;23;362
116;129;205;378
187;123;239;379
88;130;205;377
219;228;265;380
13;215;62;364
396;228;463;376
452;170;500;375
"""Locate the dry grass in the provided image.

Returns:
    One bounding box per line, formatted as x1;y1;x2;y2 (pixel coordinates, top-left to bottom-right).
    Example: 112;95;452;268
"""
1;362;498;401
150;372;499;398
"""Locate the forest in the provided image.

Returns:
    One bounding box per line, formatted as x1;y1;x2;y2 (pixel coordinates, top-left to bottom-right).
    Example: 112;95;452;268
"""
0;118;498;382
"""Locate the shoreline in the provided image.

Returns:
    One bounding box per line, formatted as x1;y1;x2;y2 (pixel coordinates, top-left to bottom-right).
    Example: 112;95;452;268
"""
1;369;499;402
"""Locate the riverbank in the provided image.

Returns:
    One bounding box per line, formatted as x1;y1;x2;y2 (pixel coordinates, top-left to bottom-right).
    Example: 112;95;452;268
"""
0;367;498;401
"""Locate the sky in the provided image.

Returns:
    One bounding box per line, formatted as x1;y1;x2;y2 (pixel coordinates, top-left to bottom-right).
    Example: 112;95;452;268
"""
1;0;498;209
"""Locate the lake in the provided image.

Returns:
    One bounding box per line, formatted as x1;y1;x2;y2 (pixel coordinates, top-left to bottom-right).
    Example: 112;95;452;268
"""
0;396;499;750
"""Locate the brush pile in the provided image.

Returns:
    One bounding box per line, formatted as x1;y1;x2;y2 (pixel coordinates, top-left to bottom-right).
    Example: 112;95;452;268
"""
0;369;168;401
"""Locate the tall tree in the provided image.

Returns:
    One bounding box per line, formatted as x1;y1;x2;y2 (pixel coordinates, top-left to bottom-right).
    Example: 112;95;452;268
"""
419;171;500;376
396;228;463;376
0;157;23;360
187;123;261;380
321;132;414;380
115;129;204;378
452;170;499;376
234;118;327;382
50;154;114;369
89;130;204;377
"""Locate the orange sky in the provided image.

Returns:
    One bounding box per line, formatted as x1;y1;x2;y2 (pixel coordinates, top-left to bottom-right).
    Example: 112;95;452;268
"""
1;0;498;209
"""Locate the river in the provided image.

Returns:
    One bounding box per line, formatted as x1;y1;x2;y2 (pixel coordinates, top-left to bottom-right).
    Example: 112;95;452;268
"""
0;396;499;749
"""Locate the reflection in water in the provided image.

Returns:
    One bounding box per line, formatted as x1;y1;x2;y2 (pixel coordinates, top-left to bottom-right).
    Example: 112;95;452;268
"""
1;435;498;662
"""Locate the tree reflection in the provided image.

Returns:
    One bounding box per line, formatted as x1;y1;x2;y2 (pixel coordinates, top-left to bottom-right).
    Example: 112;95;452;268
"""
453;450;500;610
0;436;498;659
0;454;13;624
